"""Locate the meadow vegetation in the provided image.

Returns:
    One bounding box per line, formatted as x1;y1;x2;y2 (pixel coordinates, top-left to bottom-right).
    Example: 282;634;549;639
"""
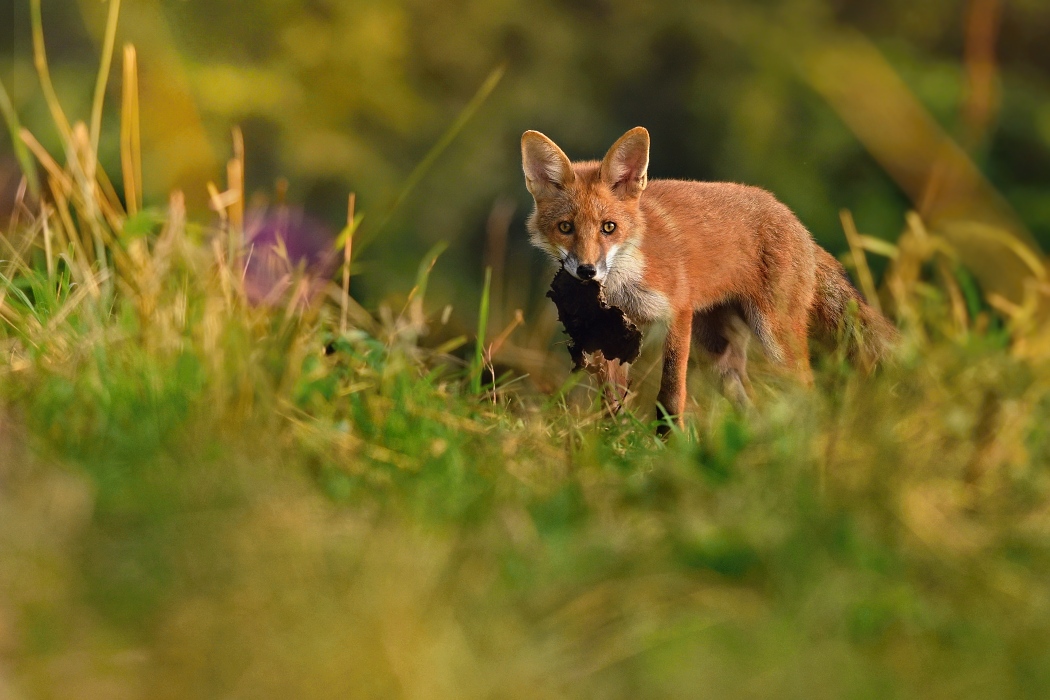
4;2;1050;698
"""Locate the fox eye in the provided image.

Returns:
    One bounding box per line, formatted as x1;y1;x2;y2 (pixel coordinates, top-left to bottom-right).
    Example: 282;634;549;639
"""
558;221;574;234
602;221;617;234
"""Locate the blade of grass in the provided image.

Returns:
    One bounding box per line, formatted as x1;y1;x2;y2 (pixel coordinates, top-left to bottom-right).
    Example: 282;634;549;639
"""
355;65;505;254
487;309;525;361
121;44;142;216
471;266;492;395
30;0;73;142
0;80;40;198
485;309;525;402
404;240;449;314
840;209;882;314
51;178;99;298
858;235;899;259
89;0;122;179
19;128;70;194
71;123;110;272
228;126;245;259
42;204;54;278
542;370;586;412
0;269;39;319
397;239;449;340
341;193;357;334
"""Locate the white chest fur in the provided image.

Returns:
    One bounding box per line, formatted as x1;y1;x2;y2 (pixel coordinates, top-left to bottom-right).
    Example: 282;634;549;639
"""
603;242;671;324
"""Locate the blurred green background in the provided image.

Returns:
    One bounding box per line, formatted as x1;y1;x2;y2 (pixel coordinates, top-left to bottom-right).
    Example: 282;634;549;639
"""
5;0;1050;320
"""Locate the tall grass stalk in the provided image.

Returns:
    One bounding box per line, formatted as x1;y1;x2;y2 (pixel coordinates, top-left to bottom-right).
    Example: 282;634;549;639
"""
89;0;122;176
356;65;506;254
29;0;73;141
0;80;40;197
120;44;142;216
471;265;492;394
341;192;357;334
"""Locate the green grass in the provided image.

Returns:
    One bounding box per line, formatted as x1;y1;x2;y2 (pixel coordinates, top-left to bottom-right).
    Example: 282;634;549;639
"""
5;15;1050;697
3;199;1050;699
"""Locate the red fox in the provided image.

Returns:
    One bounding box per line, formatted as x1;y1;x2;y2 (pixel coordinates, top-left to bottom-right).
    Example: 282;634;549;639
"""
522;126;897;433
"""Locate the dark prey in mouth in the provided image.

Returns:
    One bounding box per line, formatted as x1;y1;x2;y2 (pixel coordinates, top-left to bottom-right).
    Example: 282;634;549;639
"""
547;267;643;369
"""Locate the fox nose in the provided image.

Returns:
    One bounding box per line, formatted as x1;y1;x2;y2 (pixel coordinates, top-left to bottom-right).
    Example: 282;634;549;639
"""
577;264;597;280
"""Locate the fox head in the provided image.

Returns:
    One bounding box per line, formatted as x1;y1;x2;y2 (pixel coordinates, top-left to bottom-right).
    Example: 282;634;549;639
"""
522;127;649;284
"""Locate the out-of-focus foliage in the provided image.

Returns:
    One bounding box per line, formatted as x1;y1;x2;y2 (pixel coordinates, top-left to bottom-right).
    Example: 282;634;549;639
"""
7;0;1050;317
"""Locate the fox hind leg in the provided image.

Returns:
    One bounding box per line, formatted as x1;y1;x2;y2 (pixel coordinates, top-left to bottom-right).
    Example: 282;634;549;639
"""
694;305;752;410
718;314;753;407
745;303;813;386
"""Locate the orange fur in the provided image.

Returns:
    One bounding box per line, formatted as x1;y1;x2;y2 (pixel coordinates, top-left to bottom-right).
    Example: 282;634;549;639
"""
523;127;897;433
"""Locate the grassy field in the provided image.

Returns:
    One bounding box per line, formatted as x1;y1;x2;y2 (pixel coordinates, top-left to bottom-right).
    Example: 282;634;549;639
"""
6;12;1050;700
4;157;1050;700
7;212;1050;700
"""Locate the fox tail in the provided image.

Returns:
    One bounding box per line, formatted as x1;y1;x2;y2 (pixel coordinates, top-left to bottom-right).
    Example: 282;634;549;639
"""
810;247;899;370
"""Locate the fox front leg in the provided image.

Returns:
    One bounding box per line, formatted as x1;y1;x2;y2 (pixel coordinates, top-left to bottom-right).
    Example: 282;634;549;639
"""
656;310;693;436
602;357;630;415
579;352;630;416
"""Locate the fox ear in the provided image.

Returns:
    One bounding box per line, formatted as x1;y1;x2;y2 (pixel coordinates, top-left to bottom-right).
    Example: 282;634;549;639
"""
600;127;649;198
522;131;575;198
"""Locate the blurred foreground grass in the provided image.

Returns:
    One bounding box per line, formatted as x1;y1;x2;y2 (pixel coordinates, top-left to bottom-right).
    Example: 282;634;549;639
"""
4;198;1050;699
6;6;1050;700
